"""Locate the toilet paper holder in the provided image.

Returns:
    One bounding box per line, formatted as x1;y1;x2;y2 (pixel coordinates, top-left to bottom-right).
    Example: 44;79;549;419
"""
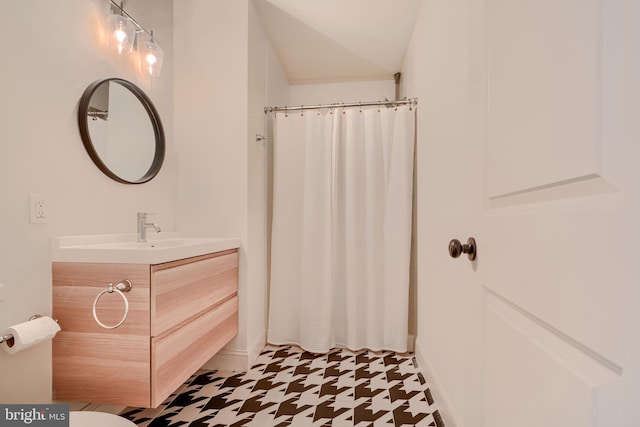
0;314;58;345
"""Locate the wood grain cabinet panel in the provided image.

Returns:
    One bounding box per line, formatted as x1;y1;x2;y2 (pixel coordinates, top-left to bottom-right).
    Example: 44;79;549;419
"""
53;332;151;408
52;249;238;408
152;250;238;336
152;295;238;406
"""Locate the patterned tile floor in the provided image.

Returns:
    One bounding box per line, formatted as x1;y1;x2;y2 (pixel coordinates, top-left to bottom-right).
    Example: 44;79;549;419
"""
120;345;445;427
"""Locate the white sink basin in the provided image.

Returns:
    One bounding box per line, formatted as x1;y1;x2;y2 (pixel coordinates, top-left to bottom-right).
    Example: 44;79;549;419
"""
51;233;240;264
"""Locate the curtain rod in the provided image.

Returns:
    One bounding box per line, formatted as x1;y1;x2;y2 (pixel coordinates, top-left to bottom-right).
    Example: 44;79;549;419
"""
264;98;417;114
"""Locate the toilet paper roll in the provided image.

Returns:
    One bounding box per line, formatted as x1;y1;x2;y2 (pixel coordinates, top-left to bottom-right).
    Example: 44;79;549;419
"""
2;316;61;354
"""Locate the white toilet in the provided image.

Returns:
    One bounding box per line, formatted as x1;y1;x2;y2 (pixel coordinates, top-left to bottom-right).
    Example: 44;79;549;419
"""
70;411;136;427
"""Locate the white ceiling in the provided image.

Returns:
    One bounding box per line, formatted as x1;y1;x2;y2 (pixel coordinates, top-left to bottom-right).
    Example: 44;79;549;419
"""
253;0;423;84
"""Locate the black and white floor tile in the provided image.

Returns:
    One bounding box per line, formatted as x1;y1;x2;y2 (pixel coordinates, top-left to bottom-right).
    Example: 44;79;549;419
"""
120;345;445;427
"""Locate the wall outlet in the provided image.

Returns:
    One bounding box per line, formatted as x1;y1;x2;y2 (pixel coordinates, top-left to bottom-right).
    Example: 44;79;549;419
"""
29;194;48;224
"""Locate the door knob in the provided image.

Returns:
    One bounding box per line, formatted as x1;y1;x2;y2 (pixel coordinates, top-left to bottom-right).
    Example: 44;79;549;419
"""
449;237;477;261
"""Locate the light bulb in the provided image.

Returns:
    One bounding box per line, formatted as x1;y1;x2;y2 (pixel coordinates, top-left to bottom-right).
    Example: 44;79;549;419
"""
139;31;164;77
145;53;157;75
114;28;128;54
114;27;128;43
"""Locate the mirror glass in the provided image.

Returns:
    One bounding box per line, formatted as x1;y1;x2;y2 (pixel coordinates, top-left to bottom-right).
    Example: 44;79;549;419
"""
78;78;165;184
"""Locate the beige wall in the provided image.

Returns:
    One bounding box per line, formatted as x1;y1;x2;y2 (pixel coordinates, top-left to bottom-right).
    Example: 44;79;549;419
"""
174;0;250;361
264;36;291;334
0;0;176;403
174;0;289;370
246;0;269;364
289;80;395;105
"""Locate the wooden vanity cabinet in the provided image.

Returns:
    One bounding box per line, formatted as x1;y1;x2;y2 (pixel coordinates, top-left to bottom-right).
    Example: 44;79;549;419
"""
52;249;238;408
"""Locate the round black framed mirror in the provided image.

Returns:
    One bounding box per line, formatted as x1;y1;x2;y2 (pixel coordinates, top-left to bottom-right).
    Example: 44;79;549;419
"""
78;78;165;184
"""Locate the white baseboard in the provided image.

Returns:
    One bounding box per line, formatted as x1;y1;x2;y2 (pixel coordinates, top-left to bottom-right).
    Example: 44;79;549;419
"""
248;330;267;366
414;337;463;427
202;347;250;372
203;331;266;372
407;334;416;353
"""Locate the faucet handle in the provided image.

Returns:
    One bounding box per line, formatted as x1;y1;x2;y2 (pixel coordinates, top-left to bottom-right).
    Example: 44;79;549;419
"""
137;212;157;218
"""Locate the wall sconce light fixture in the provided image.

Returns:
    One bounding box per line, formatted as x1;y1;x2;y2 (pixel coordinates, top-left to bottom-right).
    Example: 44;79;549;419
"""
107;0;164;77
139;30;164;77
108;4;136;55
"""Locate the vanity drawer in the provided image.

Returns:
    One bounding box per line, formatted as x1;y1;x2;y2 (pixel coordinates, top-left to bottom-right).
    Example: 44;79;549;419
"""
53;332;151;408
52;262;151;335
151;295;238;407
151;250;238;336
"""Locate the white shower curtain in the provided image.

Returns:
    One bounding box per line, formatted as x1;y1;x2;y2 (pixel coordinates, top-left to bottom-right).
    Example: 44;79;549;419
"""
268;104;415;353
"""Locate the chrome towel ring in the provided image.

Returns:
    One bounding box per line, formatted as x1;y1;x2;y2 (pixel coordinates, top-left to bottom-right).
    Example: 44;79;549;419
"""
92;280;133;330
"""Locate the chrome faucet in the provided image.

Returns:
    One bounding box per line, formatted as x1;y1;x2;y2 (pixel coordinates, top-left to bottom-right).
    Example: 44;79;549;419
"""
137;212;161;242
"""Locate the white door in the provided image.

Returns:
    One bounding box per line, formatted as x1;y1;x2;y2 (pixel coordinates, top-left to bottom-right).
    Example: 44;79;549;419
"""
478;0;640;426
